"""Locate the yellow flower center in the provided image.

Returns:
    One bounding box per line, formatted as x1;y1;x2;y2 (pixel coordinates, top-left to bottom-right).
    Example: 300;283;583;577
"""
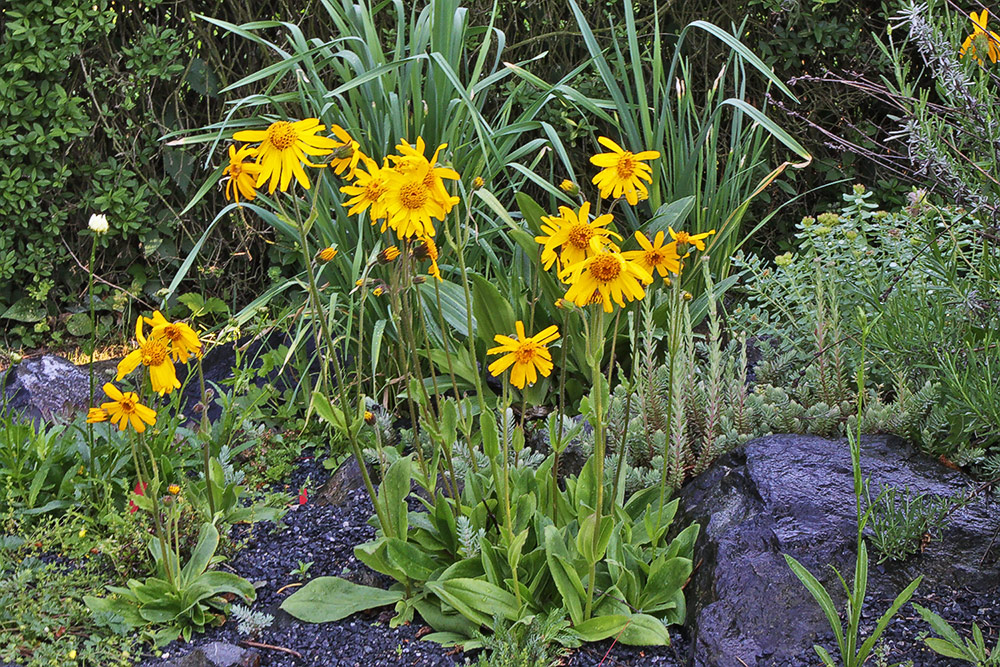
266;122;298;151
616;152;637;179
515;342;539;364
119;394;137;414
141;340;168;367
161;325;182;342
567;223;595;249
365;179;387;201
589;254;622;282
673;231;691;244
646;250;664;265
399;182;429;210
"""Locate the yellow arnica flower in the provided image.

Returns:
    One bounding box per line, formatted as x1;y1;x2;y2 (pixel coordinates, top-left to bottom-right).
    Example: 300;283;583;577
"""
669;227;716;255
534;202;622;274
393;138;461;208
168;484;180;495
100;383;157;433
561;250;653;313
144;311;202;364
372;287;384;297
222;145;260;205
87;407;108;424
233;119;337;194
413;236;442;281
622;230;681;279
117;317;180;396
318;247;338;262
341;157;389;219
382;139;460;239
472;176;485;189
328;125;364;179
487;321;560;389
960;9;1000;65
590;136;660;205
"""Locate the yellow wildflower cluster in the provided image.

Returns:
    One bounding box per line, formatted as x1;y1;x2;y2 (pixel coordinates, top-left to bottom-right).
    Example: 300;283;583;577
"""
533;136;715;313
87;312;201;433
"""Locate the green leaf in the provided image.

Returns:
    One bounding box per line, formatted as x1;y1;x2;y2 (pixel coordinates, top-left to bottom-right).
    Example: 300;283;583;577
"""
2;297;44;323
784;554;846;655
377;456;412;539
544;526;585;626
645;197;696;236
385;537;438;582
480;411;500;460
573;613;671;645
427;578;520;626
180;524;219;585
65;313;93;337
280;577;403;623
472;274;515;349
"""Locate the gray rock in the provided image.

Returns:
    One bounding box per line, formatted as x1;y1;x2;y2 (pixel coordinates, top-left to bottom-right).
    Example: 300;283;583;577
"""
169;641;259;667
678;434;1000;667
316;457;371;506
0;355;96;423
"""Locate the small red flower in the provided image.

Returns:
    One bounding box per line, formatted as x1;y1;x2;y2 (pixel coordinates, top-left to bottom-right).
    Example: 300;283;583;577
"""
128;481;148;514
298;487;308;505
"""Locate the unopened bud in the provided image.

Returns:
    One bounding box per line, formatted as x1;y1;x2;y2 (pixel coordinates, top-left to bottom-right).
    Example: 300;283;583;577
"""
559;180;579;196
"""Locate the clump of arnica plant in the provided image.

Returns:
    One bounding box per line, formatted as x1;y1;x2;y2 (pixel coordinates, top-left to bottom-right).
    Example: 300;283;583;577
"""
730;184;1000;476
161;0;810;651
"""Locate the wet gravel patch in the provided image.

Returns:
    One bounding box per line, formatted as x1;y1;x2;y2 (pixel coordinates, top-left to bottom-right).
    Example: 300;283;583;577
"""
789;583;1000;667
135;454;693;666
139;456;464;667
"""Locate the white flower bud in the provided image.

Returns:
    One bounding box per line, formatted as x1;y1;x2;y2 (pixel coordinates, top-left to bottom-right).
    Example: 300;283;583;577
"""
88;214;109;234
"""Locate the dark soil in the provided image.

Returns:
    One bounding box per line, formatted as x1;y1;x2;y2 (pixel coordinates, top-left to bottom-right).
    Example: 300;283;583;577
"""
137;455;687;667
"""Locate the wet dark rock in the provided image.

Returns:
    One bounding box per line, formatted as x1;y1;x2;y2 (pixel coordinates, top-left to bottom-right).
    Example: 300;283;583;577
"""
0;355;97;423
678;434;1000;667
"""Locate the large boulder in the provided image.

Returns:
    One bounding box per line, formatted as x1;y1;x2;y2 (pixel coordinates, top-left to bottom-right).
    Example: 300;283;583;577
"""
0;355;98;423
678;434;1000;666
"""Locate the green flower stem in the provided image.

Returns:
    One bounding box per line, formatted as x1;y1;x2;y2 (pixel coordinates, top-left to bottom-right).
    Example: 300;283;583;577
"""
386;246;429;481
656;276;683;542
287;193;387;533
195;354;215;518
553;306;570;523
584;306;606;620
130;432;174;588
86;235;98;497
611;302;640;507
432;278;483;506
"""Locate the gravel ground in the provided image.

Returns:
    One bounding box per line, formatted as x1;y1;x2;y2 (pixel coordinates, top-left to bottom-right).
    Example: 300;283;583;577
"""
137;455;686;667
796;583;1000;667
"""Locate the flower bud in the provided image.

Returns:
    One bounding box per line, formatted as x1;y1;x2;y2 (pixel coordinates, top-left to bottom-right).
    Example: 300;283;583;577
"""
88;214;109;234
559;180;579;196
378;246;400;264
472;176;485;189
317;247;338;262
